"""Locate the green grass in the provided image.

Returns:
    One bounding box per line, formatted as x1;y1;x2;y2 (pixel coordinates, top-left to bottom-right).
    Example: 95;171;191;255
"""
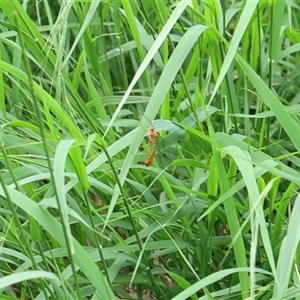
0;0;300;299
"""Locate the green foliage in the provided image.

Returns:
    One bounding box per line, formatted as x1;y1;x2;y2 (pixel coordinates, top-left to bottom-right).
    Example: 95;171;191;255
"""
0;0;299;299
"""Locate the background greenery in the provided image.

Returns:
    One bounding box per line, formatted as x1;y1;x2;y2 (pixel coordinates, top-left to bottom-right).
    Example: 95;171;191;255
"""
0;0;300;299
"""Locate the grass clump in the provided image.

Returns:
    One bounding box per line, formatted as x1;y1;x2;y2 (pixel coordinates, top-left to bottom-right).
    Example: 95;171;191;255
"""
0;1;299;299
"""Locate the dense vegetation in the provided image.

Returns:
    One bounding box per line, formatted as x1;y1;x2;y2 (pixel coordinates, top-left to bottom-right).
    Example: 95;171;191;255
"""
0;1;300;299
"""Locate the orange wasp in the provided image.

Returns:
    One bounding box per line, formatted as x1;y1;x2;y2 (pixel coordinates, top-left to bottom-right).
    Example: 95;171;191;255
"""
141;114;159;167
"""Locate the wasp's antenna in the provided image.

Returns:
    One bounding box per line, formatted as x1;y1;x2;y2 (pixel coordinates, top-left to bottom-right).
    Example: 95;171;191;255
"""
139;112;156;126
